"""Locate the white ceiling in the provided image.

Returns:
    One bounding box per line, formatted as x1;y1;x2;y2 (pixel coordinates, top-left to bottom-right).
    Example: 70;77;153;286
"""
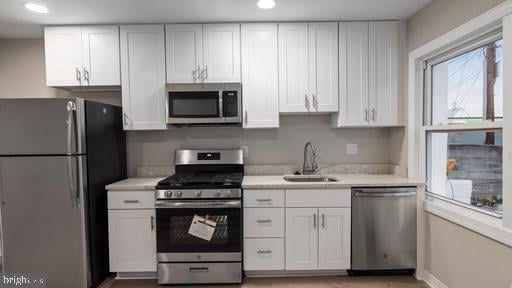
0;0;431;38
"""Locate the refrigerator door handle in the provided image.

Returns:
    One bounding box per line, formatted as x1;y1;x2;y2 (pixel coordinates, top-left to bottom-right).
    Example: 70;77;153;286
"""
66;156;79;208
66;101;77;156
66;101;80;208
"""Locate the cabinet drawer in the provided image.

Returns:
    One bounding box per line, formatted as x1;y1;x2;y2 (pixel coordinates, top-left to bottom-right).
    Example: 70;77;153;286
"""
286;189;351;207
244;238;284;271
108;191;155;209
244;208;284;238
244;190;284;207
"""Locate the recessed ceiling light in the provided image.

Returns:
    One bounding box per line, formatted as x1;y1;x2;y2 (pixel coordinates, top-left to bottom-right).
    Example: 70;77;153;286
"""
24;3;49;14
257;0;276;9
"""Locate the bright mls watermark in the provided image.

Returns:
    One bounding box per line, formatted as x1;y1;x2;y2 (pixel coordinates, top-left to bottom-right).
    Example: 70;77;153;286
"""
0;273;45;288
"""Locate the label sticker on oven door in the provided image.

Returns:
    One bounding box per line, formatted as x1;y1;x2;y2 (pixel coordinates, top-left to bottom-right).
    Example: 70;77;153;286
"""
188;215;217;241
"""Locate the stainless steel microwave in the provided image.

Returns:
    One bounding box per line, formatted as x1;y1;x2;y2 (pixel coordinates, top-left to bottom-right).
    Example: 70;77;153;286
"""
167;83;242;125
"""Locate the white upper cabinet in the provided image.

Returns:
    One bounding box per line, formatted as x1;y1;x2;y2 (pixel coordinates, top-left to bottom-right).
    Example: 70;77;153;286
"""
120;25;167;130
308;23;338;112
81;26;120;86
333;21;399;127
369;21;399;126
166;24;240;83
333;22;369;127
203;24;241;83
165;24;203;83
318;208;351;270
279;22;339;114
44;27;83;86
278;23;310;113
241;23;279;129
44;26;120;87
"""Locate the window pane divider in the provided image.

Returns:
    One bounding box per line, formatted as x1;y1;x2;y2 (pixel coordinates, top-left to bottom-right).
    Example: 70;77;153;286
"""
423;122;503;132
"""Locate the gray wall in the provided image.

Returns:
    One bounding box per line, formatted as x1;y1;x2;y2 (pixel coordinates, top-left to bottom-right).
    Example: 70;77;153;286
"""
0;38;400;177
406;1;512;287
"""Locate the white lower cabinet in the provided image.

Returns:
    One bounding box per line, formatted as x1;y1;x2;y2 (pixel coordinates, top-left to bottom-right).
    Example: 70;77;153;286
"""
244;189;351;274
285;208;318;270
108;192;156;274
318;208;351;270
244;238;285;271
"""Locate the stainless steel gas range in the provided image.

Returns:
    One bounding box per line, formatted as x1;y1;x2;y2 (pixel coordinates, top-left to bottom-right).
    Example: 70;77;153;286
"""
155;149;243;285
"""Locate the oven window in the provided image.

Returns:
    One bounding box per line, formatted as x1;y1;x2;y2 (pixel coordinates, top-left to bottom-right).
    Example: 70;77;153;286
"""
157;206;241;253
169;91;219;118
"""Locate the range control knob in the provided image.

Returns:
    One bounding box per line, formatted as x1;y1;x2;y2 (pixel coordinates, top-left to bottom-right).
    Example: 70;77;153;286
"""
223;190;231;197
175;191;183;198
164;191;172;198
215;190;221;197
195;190;202;198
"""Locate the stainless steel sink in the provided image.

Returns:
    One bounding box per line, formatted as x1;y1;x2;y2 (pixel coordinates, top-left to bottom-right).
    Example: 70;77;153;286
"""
283;175;339;183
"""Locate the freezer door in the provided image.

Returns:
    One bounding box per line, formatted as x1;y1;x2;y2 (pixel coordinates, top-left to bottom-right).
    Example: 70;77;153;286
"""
0;98;86;155
0;156;89;288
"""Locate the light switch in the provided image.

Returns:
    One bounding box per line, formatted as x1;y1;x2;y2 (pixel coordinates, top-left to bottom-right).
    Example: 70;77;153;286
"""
347;144;358;155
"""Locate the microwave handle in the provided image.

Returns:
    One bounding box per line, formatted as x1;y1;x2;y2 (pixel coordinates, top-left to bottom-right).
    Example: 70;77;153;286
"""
218;91;224;118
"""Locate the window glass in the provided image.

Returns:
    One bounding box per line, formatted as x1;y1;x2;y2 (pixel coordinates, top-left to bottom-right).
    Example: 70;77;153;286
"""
427;130;503;215
431;39;503;125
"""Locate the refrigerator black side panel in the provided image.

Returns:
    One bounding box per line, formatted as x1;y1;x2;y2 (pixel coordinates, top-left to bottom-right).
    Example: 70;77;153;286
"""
84;101;127;288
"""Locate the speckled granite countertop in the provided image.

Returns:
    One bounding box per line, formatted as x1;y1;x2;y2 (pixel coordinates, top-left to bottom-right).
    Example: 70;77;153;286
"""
105;174;423;192
105;178;164;191
242;174;424;189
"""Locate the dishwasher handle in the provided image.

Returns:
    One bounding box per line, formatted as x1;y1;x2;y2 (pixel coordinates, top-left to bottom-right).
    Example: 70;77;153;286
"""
353;191;416;198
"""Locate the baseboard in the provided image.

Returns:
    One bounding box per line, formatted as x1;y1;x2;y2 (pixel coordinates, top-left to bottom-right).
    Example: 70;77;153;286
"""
245;270;348;278
423;270;448;288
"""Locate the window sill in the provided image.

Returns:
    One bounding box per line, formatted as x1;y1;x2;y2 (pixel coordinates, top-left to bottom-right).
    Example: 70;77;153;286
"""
424;195;512;247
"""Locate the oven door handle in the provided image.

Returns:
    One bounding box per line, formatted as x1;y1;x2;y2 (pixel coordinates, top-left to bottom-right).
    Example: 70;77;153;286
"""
155;200;241;209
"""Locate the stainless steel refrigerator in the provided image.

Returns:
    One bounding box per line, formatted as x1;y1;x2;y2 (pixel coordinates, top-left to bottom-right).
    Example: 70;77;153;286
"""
0;98;126;288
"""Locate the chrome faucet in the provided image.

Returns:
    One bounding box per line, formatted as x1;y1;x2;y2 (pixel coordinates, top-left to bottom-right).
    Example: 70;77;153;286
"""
302;142;319;175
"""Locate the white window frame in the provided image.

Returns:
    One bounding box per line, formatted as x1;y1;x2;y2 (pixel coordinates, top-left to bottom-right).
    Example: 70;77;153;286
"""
408;2;512;279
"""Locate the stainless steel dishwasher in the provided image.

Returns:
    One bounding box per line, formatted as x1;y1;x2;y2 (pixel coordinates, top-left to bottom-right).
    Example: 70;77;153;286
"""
351;187;417;272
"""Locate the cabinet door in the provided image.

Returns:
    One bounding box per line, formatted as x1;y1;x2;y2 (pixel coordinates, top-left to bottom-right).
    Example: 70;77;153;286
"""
202;24;241;82
318;208;351;270
166;24;203;84
278;23;310;113
333;22;369;127
241;23;279;129
308;23;338;113
108;209;156;272
120;25;167;130
285;208;318;270
44;26;82;86
81;26;120;86
369;21;398;126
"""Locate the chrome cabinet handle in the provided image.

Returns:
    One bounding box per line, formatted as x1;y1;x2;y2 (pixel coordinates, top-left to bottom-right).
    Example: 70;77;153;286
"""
256;219;272;224
372;108;376;122
313;94;318;110
193;65;201;81
123;113;130;126
256;198;272;202
123;200;139;204
305;94;310;111
364;109;368;121
83;68;89;83
201;65;208;81
244;110;248;125
322;214;325;229
76;68;81;84
313;213;316;229
257;250;272;254
151;215;155;231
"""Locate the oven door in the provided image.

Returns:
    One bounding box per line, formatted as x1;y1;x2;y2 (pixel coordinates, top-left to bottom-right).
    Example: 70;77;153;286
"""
167;91;224;124
156;200;242;262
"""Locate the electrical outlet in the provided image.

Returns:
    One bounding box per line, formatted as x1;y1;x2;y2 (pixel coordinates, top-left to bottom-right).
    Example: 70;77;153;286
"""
346;144;358;155
242;146;249;158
